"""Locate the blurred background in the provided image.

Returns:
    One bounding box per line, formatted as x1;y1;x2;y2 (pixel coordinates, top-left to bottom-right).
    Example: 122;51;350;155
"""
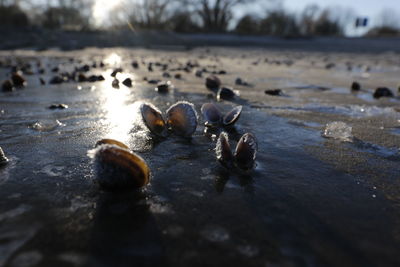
0;0;399;49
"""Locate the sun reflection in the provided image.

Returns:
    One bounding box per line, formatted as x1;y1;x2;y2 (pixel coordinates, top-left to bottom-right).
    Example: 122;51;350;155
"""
104;52;122;66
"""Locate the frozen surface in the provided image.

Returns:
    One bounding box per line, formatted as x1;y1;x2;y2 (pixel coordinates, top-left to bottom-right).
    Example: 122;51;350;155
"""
322;121;353;142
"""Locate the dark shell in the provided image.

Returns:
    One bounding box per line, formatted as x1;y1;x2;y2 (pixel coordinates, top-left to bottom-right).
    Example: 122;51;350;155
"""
2;80;14;92
140;103;169;138
201;103;222;126
155;81;171;93
217;87;236;101
49;75;65;84
0;146;9;166
11;72;26;87
93;145;150;191
166;101;198;138
234;133;258;171
265;89;283;96
222;105;242;126
48;104;68;110
95;139;129;150
112;78;120;89
205;75;221;90
216;132;234;169
373;87;393;99
351;82;361;91
122;78;133;87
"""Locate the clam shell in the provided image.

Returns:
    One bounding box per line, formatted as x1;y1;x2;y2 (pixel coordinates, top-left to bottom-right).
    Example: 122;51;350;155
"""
141;103;169;138
217;87;235;101
216;132;234;169
0;146;9;166
201;103;222;126
95;139;129;150
234;133;257;170
222;106;242;126
205;75;221;90
93;145;150;191
166;101;198;137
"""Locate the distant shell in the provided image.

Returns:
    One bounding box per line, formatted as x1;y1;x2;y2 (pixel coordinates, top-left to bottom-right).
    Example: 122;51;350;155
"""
201;103;222;126
155;81;171;93
166;101;198;137
2;80;14;92
222;106;242;126
92;144;150;191
216;132;234;169
234;133;257;170
205;75;221;90
11;72;26;87
217;87;236;101
141;103;169;138
0;146;9;166
95;139;129;150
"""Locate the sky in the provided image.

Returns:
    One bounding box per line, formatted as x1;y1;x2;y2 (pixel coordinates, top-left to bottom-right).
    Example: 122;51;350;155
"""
237;0;400;36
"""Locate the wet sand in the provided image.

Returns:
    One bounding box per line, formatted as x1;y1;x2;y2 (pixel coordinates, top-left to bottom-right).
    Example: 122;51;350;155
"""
0;47;399;267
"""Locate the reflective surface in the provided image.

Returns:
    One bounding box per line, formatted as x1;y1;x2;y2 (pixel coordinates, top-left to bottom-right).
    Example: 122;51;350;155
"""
0;48;399;267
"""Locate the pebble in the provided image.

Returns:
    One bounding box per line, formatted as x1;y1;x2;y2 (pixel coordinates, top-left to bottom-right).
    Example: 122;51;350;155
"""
122;78;133;87
373;87;394;99
2;80;14;91
48;104;68;110
351;82;361;91
265;89;283;96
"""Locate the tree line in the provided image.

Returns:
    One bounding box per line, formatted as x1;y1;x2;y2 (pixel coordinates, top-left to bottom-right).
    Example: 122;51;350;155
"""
0;0;399;37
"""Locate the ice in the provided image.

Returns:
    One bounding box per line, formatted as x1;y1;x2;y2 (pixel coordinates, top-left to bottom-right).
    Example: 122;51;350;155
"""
30;120;65;132
322;121;353;142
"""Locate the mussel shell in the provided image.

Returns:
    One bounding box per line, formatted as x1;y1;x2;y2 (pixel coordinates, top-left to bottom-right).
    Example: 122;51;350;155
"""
216;132;234;169
11;72;26;87
217;87;236;101
140;103;169;138
93;145;150;191
2;80;14;92
234;133;257;170
166;101;198;137
95;139;130;150
201;103;222;126
205;75;221;90
222;105;242;126
0;147;9;166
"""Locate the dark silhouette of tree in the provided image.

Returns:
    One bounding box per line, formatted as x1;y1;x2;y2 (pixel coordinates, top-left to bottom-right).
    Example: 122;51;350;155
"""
259;10;299;36
235;15;260;35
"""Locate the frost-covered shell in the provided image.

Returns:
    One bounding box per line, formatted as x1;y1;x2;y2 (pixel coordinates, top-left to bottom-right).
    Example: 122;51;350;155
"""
95;139;129;150
201;103;222;126
216;132;234;169
141;103;169;138
166;101;198;137
92;144;150;191
234;133;257;170
222;105;242;126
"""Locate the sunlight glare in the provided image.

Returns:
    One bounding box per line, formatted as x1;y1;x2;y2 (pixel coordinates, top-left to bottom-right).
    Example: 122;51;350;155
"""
93;0;122;27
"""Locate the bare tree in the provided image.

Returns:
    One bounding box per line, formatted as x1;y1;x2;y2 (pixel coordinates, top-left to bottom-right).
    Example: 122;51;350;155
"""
185;0;255;32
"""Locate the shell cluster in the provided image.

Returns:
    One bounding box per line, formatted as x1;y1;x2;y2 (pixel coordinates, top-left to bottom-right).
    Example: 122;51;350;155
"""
141;101;198;138
201;103;242;127
89;139;150;191
216;132;258;171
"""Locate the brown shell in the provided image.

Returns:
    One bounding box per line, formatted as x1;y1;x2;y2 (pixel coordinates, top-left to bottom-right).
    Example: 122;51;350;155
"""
205;75;221;90
94;145;150;191
215;132;234;169
140;103;169;138
11;72;26;87
95;139;129;150
234;133;257;170
223;105;242;126
201;103;222;126
166;101;198;137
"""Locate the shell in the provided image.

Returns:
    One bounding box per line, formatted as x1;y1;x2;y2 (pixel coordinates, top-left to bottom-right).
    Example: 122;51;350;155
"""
217;87;236;101
155;81;171;93
201;103;222;126
205;75;221;90
216;132;234;169
234;133;257;170
222;106;242;126
95;139;129;150
92;144;150;191
11;72;26;87
141;103;169;138
0;146;9;166
2;80;14;92
166;101;198;137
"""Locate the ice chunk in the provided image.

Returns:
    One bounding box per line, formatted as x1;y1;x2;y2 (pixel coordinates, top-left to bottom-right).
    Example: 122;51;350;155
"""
322;121;353;142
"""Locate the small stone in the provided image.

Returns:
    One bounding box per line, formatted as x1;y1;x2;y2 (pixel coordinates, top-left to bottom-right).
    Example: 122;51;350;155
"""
111;68;123;77
78;73;87;82
325;63;335;69
162;72;171;78
174;73;182;79
373;87;394;99
49;75;65;84
132;61;139;69
147;79;160;84
195;70;203;78
265;89;283;96
2;80;14;91
156;81;171;93
351;82;361;91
